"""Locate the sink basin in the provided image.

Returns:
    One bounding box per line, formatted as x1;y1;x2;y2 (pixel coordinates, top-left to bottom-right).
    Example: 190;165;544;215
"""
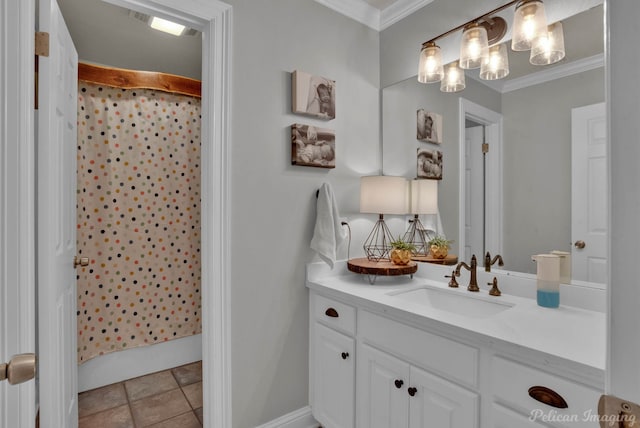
388;286;513;318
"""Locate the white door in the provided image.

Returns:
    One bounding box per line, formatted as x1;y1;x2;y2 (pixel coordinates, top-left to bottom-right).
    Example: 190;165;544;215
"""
408;366;478;428
571;103;607;285
37;0;79;426
465;125;484;261
312;323;355;428
357;344;409;428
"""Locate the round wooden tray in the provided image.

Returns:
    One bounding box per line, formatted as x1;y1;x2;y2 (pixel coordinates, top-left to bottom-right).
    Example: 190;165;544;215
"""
411;254;458;265
347;258;417;276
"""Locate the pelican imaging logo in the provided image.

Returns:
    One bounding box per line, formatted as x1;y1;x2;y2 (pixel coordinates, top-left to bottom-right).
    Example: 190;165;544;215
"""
529;409;637;426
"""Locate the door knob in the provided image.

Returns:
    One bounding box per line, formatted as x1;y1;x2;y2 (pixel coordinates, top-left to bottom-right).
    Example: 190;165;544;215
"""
73;256;89;268
574;240;586;249
0;353;36;385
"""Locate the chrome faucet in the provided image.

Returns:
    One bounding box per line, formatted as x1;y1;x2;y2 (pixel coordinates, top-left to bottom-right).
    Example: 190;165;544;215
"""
484;252;504;272
455;255;479;292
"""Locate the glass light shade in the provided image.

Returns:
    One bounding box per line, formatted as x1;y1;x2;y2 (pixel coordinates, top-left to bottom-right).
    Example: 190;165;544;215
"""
480;43;510;80
459;23;489;69
530;22;566;65
440;61;466;93
360;176;408;215
418;42;444;83
511;0;548;51
410;179;438;214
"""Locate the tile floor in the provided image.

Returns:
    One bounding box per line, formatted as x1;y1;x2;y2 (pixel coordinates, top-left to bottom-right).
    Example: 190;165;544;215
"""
78;361;203;427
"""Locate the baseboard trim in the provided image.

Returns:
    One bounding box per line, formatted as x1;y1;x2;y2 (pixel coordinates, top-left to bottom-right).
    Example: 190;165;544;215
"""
255;406;318;428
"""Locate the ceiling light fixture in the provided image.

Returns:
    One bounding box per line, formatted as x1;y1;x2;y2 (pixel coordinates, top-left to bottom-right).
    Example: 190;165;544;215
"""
149;16;186;36
417;0;564;93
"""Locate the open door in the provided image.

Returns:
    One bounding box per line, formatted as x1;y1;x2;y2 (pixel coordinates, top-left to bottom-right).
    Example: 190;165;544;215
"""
37;0;79;425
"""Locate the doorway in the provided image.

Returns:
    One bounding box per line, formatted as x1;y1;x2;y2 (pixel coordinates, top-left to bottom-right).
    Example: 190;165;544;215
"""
36;0;232;426
458;98;503;262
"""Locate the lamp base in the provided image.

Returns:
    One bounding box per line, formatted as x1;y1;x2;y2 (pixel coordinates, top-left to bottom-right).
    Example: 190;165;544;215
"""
363;215;394;261
403;215;435;257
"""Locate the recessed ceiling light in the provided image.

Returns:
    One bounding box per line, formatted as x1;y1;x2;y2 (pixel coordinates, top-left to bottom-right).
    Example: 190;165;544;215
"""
149;16;186;36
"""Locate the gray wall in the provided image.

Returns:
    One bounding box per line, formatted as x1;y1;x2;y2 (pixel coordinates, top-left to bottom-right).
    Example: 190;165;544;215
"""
502;68;604;273
226;1;380;426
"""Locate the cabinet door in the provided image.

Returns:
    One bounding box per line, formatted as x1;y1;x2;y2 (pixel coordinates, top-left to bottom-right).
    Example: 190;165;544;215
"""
408;366;478;428
357;344;410;428
312;323;355;428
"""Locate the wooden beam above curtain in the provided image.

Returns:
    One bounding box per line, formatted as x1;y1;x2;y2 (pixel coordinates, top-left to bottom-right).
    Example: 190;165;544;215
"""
78;62;201;98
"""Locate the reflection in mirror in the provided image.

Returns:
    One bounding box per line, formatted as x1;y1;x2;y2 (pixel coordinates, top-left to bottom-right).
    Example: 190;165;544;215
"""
382;3;605;286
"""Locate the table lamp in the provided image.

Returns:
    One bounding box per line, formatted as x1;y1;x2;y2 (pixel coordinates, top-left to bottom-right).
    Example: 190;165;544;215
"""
360;176;408;261
404;179;438;256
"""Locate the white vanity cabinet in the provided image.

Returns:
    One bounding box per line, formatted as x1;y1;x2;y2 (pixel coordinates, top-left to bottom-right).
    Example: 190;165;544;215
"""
308;283;604;428
357;343;478;428
489;356;602;427
309;293;356;428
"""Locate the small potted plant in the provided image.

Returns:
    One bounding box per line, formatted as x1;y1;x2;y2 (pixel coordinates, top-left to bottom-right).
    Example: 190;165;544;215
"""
389;236;417;265
428;235;453;259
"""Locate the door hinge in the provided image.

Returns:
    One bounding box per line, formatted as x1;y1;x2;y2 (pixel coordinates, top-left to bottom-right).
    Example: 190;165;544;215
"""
35;32;49;57
482;143;489;154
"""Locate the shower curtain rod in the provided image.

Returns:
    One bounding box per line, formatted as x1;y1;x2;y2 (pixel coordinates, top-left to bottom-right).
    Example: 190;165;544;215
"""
78;62;201;98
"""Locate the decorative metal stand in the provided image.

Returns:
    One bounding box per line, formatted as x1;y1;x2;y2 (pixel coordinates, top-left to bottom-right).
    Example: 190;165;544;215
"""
363;214;394;261
402;215;434;257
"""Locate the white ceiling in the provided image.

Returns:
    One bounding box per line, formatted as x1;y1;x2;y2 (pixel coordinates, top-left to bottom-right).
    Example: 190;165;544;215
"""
314;0;434;31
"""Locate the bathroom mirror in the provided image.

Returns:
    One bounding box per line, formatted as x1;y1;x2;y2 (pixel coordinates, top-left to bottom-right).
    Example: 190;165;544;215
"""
382;2;605;286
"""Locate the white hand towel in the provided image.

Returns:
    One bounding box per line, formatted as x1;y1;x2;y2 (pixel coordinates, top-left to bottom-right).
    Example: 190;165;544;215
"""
310;183;347;268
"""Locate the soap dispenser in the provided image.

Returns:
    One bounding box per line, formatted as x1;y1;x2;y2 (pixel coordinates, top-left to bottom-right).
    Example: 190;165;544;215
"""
531;254;561;308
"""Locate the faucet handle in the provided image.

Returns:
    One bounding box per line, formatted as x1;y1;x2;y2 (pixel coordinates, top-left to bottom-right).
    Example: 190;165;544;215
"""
488;277;501;296
444;271;459;288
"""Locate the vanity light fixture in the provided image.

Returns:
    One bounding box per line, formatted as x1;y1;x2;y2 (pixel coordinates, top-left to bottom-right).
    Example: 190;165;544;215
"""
480;43;510;80
403;179;438;256
530;21;566;65
441;61;466;92
417;0;563;92
459;23;489;70
418;42;445;84
360;176;409;261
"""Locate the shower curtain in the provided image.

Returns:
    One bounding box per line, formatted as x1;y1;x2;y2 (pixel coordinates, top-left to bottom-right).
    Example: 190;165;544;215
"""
76;77;202;363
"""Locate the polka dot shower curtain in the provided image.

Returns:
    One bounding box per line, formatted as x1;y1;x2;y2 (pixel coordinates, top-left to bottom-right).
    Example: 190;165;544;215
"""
76;80;202;363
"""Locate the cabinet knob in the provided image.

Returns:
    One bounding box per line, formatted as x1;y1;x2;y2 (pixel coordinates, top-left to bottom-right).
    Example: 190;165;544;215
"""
408;387;417;397
528;386;568;409
394;379;404;389
325;307;339;318
341;352;349;360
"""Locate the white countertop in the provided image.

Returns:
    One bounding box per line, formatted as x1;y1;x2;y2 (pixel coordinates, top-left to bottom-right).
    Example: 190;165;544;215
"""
307;263;606;372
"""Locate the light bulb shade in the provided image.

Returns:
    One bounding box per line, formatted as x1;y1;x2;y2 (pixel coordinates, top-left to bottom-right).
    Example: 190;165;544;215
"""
418;42;444;83
410;179;438;214
459;23;489;69
511;0;548;51
360;176;408;215
530;21;565;65
440;61;466;93
480;43;510;80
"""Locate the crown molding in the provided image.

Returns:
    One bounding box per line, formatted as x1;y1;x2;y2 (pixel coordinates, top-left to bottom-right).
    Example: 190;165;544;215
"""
468;53;605;94
315;0;432;31
380;0;434;30
501;53;605;93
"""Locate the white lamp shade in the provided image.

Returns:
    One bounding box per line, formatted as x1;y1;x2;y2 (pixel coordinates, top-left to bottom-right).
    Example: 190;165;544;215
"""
440;61;466;92
530;21;565;65
459;23;489;70
418;43;444;83
511;0;548;51
410;179;438;214
360;176;408;215
480;43;510;80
